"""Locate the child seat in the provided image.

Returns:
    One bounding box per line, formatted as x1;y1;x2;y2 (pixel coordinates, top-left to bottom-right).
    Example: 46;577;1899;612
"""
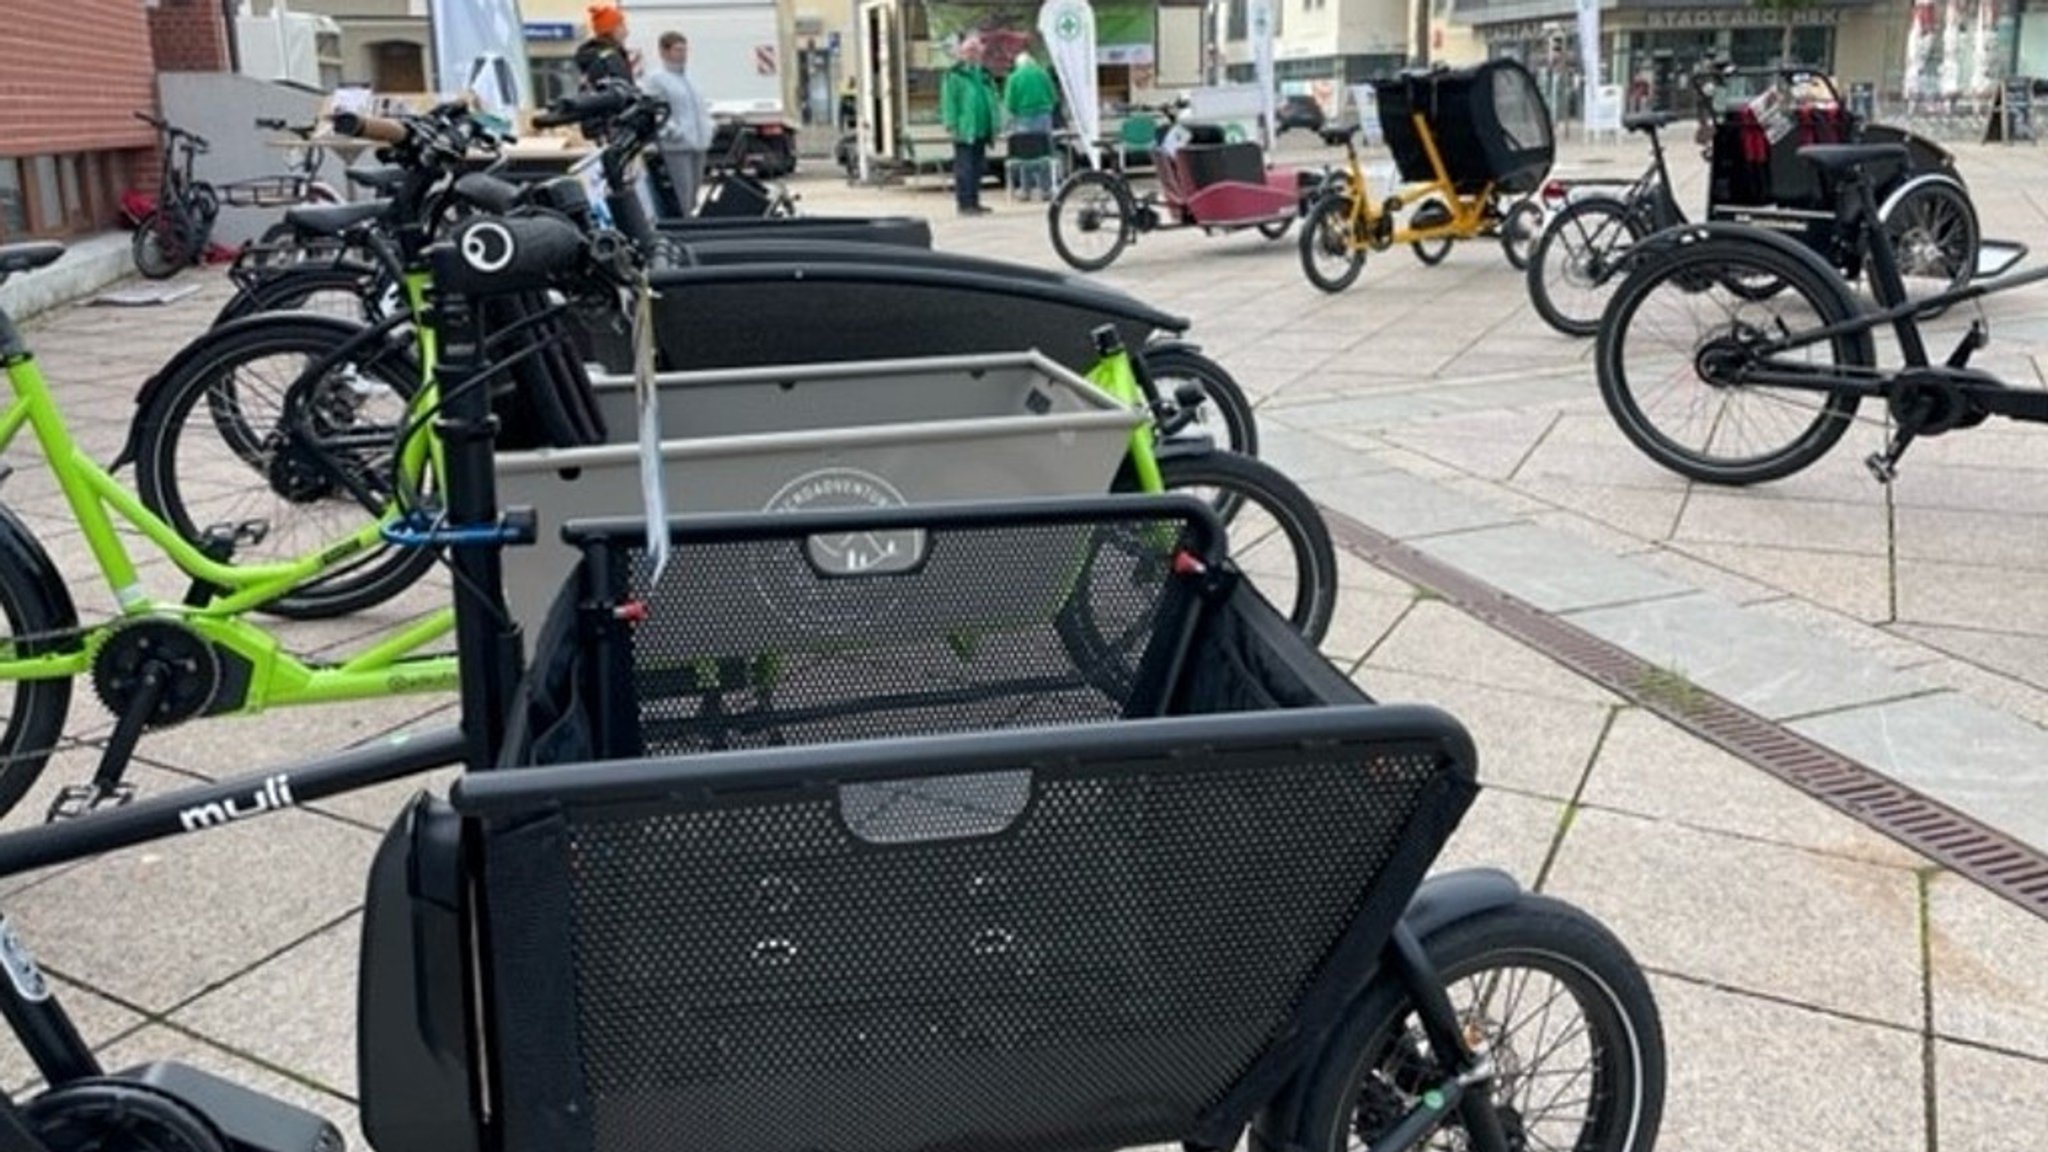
358;497;1481;1152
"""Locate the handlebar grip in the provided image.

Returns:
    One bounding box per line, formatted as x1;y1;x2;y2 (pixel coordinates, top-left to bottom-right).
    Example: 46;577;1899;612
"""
332;112;411;145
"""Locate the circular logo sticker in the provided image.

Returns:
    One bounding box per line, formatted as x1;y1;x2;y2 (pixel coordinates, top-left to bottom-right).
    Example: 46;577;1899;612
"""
754;467;927;633
460;221;515;273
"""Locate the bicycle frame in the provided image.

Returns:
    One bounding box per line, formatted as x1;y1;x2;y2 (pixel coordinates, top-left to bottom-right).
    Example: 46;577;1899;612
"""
1728;183;2048;395
0;337;458;706
1336;116;1497;249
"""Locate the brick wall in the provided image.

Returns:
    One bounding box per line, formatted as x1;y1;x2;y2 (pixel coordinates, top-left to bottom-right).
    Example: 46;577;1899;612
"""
0;0;159;159
151;0;233;73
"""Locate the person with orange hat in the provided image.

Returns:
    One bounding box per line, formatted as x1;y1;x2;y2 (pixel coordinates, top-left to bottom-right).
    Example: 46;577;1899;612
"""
575;5;637;91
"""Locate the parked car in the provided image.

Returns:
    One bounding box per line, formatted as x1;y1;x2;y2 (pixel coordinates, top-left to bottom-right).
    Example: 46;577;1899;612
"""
1276;95;1326;135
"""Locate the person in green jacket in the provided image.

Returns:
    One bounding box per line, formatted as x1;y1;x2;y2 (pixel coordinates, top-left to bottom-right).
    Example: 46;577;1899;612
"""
1003;50;1059;200
940;35;1001;215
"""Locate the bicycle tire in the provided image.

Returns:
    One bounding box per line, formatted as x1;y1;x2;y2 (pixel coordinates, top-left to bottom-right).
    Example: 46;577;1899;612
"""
0;508;76;822
1411;237;1453;266
1597;235;1872;485
1119;451;1337;644
1140;345;1259;460
1257;217;1294;241
1049;170;1135;272
1527;197;1646;338
1500;198;1542;270
1289;894;1666;1152
1879;178;1978;316
131;211;186;280
132;316;435;619
1300;193;1366;294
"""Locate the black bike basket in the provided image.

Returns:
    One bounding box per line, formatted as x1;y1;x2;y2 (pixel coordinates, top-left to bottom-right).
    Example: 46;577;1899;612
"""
358;497;1480;1152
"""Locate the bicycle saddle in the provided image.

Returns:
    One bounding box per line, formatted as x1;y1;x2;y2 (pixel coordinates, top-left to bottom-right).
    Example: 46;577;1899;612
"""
283;201;388;237
0;242;65;277
347;167;407;193
1623;111;1680;132
1798;143;1908;173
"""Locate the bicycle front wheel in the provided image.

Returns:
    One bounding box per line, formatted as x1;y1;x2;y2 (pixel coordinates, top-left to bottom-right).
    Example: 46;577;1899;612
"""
1300;194;1366;293
1122;451;1337;643
132;316;434;619
1598;236;1873;485
1526;197;1645;337
1289;894;1666;1152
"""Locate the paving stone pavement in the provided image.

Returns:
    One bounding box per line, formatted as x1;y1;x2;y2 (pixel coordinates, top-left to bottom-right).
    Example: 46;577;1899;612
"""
0;133;2044;1147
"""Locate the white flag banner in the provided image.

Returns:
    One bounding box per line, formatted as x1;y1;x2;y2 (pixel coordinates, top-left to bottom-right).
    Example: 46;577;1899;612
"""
1039;0;1101;168
1576;0;1600;125
1250;0;1275;151
431;0;531;127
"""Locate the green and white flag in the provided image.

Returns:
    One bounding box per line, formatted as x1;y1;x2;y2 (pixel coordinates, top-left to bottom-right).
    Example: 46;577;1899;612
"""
1039;0;1100;167
1250;0;1274;151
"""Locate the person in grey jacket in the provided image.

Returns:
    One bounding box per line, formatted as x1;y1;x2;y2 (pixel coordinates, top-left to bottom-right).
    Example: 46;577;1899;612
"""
643;32;717;215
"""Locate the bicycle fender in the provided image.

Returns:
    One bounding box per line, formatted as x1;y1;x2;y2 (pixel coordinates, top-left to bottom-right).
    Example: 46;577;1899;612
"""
0;499;80;635
1249;868;1524;1152
1875;173;1971;230
1626;220;1851;290
112;311;416;472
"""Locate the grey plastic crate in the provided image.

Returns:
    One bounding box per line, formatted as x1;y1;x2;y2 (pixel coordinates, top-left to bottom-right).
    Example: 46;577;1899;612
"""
496;352;1144;637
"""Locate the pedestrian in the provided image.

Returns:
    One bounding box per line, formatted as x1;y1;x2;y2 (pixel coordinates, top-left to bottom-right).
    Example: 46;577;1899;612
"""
941;34;1000;215
575;5;636;92
644;31;717;216
1004;49;1058;201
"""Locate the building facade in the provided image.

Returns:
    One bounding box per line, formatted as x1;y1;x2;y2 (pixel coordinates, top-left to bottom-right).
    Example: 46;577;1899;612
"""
0;0;171;239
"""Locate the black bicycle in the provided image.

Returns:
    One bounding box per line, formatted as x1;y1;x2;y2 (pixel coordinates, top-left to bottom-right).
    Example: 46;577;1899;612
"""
130;113;219;279
1595;140;2048;486
1525;63;1978;338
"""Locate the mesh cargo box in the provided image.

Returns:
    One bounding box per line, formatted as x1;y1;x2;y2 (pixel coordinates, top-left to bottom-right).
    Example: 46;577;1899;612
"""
356;497;1482;1152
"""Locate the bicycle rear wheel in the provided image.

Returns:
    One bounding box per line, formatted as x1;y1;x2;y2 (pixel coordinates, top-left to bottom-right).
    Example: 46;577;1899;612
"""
1120;450;1336;643
1300;194;1367;293
132;210;190;280
132;316;434;619
1598;237;1873;485
1049;170;1135;272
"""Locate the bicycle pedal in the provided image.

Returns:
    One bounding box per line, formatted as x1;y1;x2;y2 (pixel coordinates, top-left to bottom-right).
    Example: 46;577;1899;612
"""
1864;452;1899;484
46;783;138;823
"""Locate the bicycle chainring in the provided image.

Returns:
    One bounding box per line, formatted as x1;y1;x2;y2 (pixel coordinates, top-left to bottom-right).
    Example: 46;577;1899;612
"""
24;1079;229;1152
91;620;222;728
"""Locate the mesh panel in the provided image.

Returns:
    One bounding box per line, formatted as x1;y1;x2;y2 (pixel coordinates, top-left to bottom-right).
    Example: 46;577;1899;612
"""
605;516;1203;756
489;744;1458;1152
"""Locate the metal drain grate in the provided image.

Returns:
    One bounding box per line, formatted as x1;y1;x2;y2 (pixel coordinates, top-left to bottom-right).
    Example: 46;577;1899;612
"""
1320;507;2048;922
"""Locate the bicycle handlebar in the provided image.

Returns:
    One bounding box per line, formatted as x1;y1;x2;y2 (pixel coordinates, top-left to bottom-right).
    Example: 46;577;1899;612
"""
331;112;412;145
532;83;639;129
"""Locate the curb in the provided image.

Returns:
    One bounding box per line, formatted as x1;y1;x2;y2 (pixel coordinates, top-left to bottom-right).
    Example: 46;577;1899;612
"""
0;233;136;324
